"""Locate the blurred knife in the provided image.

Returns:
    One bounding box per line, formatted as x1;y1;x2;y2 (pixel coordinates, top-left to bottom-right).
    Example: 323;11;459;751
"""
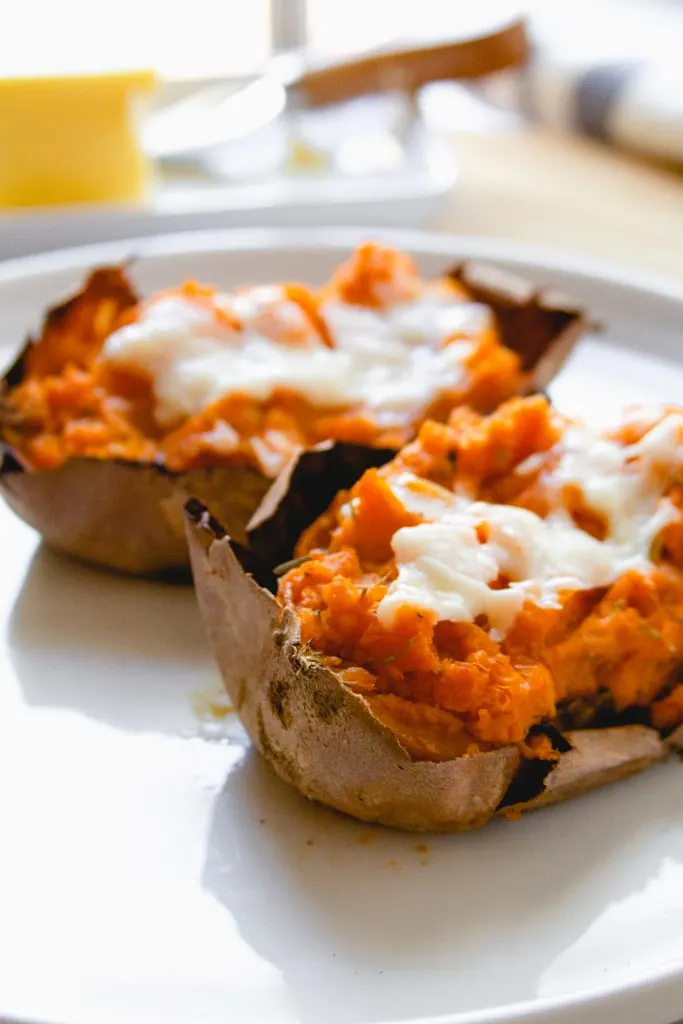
143;17;529;162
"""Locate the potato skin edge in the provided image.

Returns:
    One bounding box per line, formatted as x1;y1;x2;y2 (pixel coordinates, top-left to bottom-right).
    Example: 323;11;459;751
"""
449;260;592;391
0;451;270;577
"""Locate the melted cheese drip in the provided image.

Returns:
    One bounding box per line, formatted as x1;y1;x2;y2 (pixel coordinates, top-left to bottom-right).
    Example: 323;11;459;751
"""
101;285;488;428
378;415;683;638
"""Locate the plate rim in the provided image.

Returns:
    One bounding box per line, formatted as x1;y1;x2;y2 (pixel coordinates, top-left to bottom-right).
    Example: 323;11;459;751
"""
0;226;682;306
1;225;682;1024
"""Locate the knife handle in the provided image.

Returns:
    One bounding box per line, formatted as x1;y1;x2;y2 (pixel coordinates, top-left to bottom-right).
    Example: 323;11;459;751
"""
295;18;528;108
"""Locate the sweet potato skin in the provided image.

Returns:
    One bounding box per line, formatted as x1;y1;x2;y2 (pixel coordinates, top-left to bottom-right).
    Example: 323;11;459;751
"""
500;726;666;816
668;724;683;751
0;257;589;576
186;503;668;833
0;447;270;577
449;261;591;391
247;440;396;574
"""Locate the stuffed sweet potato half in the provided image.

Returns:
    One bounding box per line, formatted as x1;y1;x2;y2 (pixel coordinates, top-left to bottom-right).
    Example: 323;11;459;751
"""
186;396;683;831
0;243;586;576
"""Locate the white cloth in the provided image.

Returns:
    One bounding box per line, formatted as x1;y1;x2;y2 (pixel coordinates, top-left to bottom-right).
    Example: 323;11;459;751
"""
473;0;683;165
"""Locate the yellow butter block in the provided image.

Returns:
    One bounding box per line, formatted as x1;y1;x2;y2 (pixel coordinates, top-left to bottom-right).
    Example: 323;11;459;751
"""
0;70;158;208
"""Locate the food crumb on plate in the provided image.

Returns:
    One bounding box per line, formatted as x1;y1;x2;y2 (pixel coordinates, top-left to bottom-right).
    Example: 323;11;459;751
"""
503;807;524;822
189;683;234;721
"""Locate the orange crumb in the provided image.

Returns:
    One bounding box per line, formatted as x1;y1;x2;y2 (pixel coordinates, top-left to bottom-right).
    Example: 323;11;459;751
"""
504;807;523;822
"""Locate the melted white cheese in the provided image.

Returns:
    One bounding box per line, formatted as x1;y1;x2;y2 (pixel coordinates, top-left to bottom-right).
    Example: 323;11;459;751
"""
101;286;488;428
378;415;683;638
551;414;683;540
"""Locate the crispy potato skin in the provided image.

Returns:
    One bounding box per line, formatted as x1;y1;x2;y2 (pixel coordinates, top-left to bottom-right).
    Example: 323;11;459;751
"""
500;727;666;817
247;440;396;572
0;449;270;577
186;504;669;833
449;262;592;391
0;258;589;576
668;724;683;751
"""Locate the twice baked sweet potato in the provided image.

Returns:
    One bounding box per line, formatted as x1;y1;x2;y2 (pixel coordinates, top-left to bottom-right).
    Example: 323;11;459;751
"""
185;503;669;832
185;396;683;831
0;243;588;576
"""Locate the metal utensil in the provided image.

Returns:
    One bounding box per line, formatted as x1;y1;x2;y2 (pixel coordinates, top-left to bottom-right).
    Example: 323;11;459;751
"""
143;18;529;163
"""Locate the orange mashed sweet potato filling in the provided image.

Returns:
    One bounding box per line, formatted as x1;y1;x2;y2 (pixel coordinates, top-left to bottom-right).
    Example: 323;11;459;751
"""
2;243;523;479
277;396;683;762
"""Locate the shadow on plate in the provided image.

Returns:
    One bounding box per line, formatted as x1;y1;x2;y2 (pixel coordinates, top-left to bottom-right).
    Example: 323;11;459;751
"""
203;747;683;1024
7;544;214;733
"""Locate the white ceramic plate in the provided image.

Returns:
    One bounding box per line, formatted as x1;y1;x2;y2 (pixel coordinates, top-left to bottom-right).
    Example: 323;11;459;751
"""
1;228;683;1024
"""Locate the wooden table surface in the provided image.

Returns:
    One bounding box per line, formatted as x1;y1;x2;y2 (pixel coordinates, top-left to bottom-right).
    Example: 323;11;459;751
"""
431;126;683;282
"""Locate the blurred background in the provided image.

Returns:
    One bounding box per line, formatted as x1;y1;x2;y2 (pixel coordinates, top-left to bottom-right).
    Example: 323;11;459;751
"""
1;0;682;275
